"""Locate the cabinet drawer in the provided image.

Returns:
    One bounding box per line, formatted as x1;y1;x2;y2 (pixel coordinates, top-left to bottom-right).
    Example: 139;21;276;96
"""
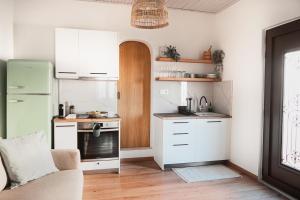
164;144;194;164
164;119;196;136
81;159;120;171
165;132;193;146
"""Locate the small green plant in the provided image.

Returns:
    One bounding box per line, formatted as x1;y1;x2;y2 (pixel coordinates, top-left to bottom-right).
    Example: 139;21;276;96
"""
212;50;225;65
164;45;181;61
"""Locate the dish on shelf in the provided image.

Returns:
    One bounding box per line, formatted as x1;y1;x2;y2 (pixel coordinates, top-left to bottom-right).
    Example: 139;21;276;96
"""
206;73;218;79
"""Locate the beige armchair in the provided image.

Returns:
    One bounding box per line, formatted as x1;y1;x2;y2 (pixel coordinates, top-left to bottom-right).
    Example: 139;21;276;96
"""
0;149;83;200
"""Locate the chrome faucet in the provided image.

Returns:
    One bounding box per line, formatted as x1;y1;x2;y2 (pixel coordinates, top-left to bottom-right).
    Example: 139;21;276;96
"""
199;96;208;112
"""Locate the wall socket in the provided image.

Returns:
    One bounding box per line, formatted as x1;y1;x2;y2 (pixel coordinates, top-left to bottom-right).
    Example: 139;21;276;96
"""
160;89;169;95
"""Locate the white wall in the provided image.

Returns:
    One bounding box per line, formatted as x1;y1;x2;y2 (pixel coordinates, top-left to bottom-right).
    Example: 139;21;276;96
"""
0;0;14;60
216;0;300;175
0;0;14;138
13;0;218;156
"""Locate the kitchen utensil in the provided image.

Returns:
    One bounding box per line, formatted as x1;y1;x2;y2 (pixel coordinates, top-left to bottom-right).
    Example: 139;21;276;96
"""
77;114;89;119
186;98;192;112
93;123;101;137
58;104;64;118
195;74;206;78
184;73;191;78
206;73;217;79
70;105;75;114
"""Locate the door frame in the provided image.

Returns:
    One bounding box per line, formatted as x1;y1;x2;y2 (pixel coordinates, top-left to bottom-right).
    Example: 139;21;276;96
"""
118;40;153;151
262;18;300;198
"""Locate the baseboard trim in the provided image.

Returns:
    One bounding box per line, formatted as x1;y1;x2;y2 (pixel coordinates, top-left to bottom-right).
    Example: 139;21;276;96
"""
121;157;154;163
226;161;258;180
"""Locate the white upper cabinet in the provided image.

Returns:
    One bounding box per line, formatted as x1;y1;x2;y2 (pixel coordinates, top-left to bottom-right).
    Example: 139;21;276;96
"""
55;28;119;80
55;28;79;79
79;30;119;79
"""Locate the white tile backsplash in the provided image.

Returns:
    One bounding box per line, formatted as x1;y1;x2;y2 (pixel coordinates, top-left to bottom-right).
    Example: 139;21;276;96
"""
58;80;117;113
213;80;233;116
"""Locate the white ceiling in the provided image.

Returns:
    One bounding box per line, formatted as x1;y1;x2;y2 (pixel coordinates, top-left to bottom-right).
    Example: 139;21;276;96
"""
80;0;240;13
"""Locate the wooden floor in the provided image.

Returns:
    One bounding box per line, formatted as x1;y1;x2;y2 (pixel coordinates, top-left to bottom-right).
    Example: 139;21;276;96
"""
84;160;286;200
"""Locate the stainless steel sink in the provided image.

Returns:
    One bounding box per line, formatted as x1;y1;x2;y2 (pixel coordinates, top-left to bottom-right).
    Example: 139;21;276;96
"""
195;112;227;118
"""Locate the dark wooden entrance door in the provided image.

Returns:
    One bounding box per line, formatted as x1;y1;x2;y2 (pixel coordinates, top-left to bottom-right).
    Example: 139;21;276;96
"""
263;19;300;198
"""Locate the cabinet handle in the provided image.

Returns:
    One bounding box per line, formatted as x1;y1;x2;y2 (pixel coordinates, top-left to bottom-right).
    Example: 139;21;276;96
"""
56;125;76;128
207;121;222;123
173;122;189;124
58;72;77;74
8;100;24;103
8;86;25;89
90;73;108;75
173;144;189;146
173;133;189;135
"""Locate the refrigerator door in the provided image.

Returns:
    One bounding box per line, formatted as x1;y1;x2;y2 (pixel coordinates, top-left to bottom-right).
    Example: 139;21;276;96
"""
7;60;53;94
7;95;52;147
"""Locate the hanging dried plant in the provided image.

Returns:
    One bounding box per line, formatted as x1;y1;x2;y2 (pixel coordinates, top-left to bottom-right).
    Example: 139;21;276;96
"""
212;50;225;65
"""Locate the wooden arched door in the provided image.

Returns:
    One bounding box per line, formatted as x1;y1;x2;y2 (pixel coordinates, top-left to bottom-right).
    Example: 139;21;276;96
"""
118;41;151;148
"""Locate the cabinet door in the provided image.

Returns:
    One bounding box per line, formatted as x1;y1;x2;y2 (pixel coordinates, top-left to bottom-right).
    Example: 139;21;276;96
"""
163;119;197;164
54;122;77;149
7;60;52;94
195;119;230;162
79;30;119;79
7;95;52;146
55;28;79;79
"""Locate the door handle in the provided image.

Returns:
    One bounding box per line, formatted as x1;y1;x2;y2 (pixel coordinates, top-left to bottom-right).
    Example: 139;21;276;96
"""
117;92;121;100
8;86;25;89
8;100;24;103
173;122;189;124
207;121;222;123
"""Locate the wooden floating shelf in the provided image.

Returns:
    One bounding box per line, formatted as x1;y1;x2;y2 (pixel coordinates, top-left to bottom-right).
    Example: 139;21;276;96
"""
156;57;213;64
155;77;221;82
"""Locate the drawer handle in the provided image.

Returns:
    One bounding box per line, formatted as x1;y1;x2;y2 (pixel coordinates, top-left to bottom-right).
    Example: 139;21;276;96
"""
173;144;189;146
58;72;77;74
207;121;222;123
173;122;189;124
56;125;76;128
96;162;100;165
173;133;189;135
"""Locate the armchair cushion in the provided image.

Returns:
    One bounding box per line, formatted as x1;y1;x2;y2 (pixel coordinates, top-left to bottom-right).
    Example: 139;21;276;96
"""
0;157;7;191
51;149;81;171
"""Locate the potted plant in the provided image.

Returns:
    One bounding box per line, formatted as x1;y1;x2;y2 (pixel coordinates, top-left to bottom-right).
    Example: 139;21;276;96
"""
164;45;181;61
212;50;225;78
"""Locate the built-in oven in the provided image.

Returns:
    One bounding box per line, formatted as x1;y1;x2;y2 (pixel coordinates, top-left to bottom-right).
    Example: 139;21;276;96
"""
77;122;119;161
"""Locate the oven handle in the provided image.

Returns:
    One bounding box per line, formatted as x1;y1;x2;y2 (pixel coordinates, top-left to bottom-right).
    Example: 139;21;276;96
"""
100;128;119;132
77;128;119;133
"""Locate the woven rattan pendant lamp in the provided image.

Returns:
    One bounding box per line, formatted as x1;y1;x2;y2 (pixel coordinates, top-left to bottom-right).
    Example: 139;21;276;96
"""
131;0;169;29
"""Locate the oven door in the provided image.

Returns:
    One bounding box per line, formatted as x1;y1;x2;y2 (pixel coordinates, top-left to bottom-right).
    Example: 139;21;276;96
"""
78;128;119;160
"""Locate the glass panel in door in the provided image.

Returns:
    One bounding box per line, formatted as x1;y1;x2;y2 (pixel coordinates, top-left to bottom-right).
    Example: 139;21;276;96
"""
282;50;300;171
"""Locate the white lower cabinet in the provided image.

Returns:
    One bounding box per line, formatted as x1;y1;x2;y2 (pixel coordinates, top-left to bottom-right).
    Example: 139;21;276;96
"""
154;118;231;170
54;122;77;149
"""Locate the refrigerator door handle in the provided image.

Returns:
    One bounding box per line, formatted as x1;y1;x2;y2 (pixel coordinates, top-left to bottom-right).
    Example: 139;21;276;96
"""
8;86;25;89
8;100;24;103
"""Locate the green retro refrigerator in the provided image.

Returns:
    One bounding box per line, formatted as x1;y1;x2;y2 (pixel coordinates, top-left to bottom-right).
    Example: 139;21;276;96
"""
7;60;53;147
